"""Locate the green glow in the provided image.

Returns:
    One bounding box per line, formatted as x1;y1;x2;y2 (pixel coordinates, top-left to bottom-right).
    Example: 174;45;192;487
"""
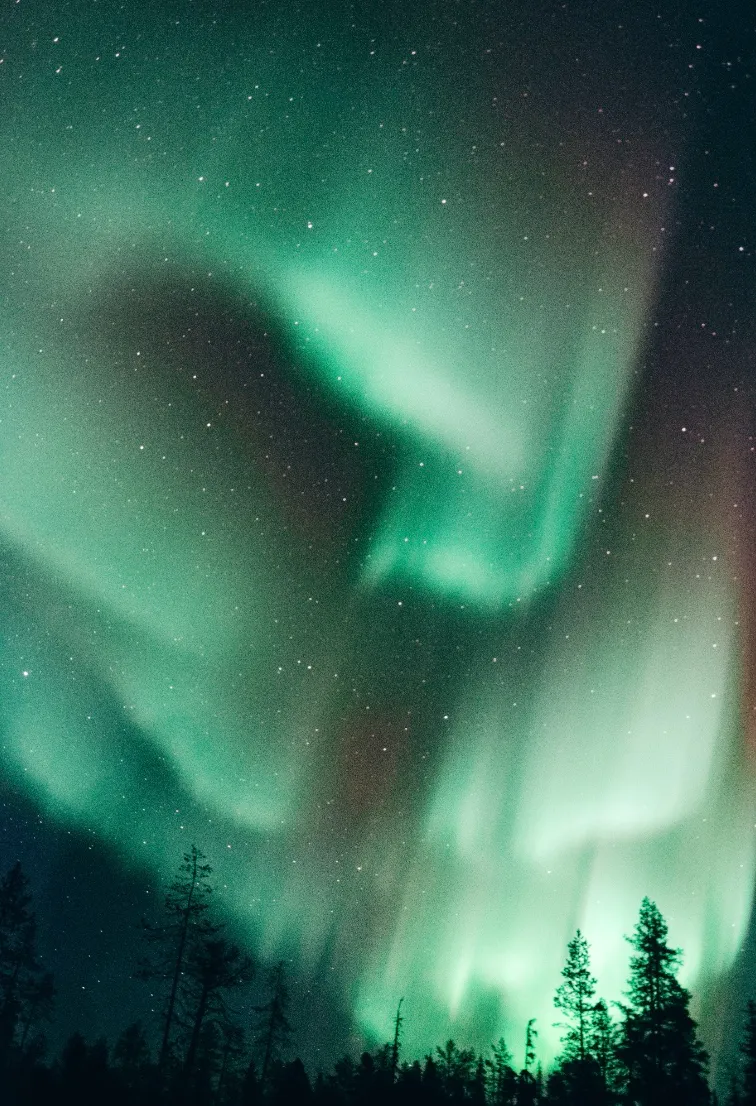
353;524;754;1060
284;261;651;606
0;0;751;1072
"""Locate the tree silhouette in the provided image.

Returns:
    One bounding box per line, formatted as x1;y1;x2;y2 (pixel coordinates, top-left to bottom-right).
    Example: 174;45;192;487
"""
435;1038;476;1103
270;1056;313;1106
524;1018;538;1073
424;1053;446;1103
180;934;254;1085
512;1021;539;1106
0;861;53;1070
590;998;620;1100
617;897;709;1106
470;1054;487;1106
727;999;756;1106
58;1032;115;1106
0;864;732;1106
139;844;217;1074
113;1019;154;1098
390;998;404;1082
550;931;612;1104
17;968;54;1055
486;1036;517;1106
727;1070;743;1106
242;1057;264;1106
348;1048;394;1106
252;960;293;1091
554;930;596;1063
213;1019;247;1105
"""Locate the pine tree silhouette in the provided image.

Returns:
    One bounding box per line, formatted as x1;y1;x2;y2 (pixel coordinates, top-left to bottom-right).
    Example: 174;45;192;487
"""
554;930;597;1063
617;898;709;1106
551;931;612;1104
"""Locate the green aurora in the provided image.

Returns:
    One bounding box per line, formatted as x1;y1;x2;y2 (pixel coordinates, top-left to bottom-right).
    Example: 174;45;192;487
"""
0;0;754;1071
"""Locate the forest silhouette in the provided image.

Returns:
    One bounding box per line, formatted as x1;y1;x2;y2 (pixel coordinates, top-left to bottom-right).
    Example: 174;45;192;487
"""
1;847;753;1106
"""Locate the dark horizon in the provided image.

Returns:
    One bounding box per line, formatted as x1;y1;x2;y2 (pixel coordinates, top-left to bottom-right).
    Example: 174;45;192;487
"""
0;847;750;1104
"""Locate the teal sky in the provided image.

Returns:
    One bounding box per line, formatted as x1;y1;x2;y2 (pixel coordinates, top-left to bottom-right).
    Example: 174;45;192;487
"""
0;0;754;1080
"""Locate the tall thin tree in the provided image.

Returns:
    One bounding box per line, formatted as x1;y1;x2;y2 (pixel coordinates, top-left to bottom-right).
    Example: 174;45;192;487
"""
252;960;292;1090
390;997;404;1081
554;930;597;1063
139;845;217;1073
524;1018;538;1073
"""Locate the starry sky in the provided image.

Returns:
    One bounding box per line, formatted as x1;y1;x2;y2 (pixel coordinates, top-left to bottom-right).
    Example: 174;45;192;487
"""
0;0;755;1081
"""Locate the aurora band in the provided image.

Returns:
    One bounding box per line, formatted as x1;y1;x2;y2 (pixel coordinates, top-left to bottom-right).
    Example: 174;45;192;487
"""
0;0;752;1066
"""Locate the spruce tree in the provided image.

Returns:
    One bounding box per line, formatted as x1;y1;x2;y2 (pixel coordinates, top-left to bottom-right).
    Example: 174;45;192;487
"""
617;898;709;1106
551;933;615;1104
554;930;597;1063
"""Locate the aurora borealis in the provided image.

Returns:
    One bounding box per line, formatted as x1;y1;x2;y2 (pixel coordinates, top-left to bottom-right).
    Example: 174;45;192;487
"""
1;0;755;1082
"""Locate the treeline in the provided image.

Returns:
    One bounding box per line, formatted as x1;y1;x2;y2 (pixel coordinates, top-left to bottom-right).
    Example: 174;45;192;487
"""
1;846;756;1105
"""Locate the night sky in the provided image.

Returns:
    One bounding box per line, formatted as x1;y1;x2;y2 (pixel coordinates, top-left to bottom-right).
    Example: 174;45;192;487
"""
1;0;755;1084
